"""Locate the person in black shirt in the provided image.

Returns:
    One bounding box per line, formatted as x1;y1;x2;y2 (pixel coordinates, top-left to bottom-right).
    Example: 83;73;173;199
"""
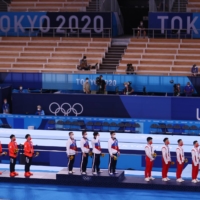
126;64;134;74
78;56;91;70
99;75;106;94
137;21;146;39
173;84;180;96
123;82;134;95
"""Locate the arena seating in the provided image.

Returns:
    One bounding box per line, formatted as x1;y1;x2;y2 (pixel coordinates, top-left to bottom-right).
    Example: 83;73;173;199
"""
186;0;200;12
0;37;111;73
116;38;199;76
8;0;90;12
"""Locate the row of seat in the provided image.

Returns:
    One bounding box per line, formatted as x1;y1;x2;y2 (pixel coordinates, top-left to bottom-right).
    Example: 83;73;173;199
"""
150;124;200;135
8;0;90;12
0;37;111;73
48;120;141;133
187;0;200;12
117;38;200;76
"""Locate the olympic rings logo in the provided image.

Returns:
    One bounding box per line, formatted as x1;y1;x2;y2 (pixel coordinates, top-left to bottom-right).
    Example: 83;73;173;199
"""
82;176;92;181
49;102;83;116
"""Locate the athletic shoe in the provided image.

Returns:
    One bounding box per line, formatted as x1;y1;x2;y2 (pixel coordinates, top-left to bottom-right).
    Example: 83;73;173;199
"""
109;172;113;175
196;179;200;182
180;178;184;182
24;172;30;177
176;178;182;182
192;179;197;183
149;177;155;180
82;172;86;175
166;177;170;181
145;178;150;182
10;172;15;177
162;178;168;181
14;172;19;176
93;172;97;175
28;172;33;176
68;171;73;174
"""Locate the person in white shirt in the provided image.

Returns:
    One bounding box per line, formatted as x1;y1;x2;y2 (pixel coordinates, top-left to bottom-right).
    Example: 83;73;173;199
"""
144;137;155;182
91;132;102;175
108;131;120;175
80;131;90;174
176;139;185;182
191;140;200;183
161;138;171;181
83;78;91;94
66;132;77;174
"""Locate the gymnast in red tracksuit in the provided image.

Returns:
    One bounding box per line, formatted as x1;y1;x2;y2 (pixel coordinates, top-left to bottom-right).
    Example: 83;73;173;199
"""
176;139;185;182
161;138;171;182
24;134;34;177
8;134;19;177
191;140;200;183
0;140;4;175
144;137;155;181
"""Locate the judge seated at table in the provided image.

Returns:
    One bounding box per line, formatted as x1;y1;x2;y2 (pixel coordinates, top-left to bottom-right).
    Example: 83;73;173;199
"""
35;105;45;115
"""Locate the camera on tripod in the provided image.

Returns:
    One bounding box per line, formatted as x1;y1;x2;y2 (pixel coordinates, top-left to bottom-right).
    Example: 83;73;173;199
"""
96;76;101;86
173;83;180;96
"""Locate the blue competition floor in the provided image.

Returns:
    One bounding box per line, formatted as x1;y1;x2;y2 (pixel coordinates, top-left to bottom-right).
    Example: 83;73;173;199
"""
0;183;199;200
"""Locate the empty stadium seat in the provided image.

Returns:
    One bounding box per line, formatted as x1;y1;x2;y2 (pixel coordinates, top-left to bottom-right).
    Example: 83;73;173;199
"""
0;37;110;73
117;38;199;76
8;0;90;12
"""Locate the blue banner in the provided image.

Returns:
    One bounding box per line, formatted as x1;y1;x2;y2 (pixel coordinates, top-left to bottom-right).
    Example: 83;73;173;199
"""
0;12;111;36
2;72;193;93
148;12;200;38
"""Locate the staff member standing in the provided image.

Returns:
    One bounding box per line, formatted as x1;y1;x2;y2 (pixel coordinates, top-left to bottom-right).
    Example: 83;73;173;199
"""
184;82;194;97
8;134;18;177
191;140;200;183
66;132;77;174
144;137;155;181
108;131;120;175
91;132;101;175
80;131;90;174
99;75;106;94
161;138;171;181
2;99;9;114
83;78;91;94
123;82;134;95
176;139;185;182
24;134;34;177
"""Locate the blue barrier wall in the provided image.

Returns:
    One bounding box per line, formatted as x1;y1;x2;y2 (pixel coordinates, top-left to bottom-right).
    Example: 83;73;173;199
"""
1;72;198;93
148;12;200;38
12;93;200;120
1;114;200;133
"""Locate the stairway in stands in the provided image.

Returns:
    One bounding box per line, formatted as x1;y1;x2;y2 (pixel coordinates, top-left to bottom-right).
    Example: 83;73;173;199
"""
86;0;100;11
97;38;128;74
0;0;9;11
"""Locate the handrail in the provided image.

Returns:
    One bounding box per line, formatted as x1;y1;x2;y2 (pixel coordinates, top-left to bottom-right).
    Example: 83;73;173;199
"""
132;28;199;39
0;27;112;38
2;0;9;5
